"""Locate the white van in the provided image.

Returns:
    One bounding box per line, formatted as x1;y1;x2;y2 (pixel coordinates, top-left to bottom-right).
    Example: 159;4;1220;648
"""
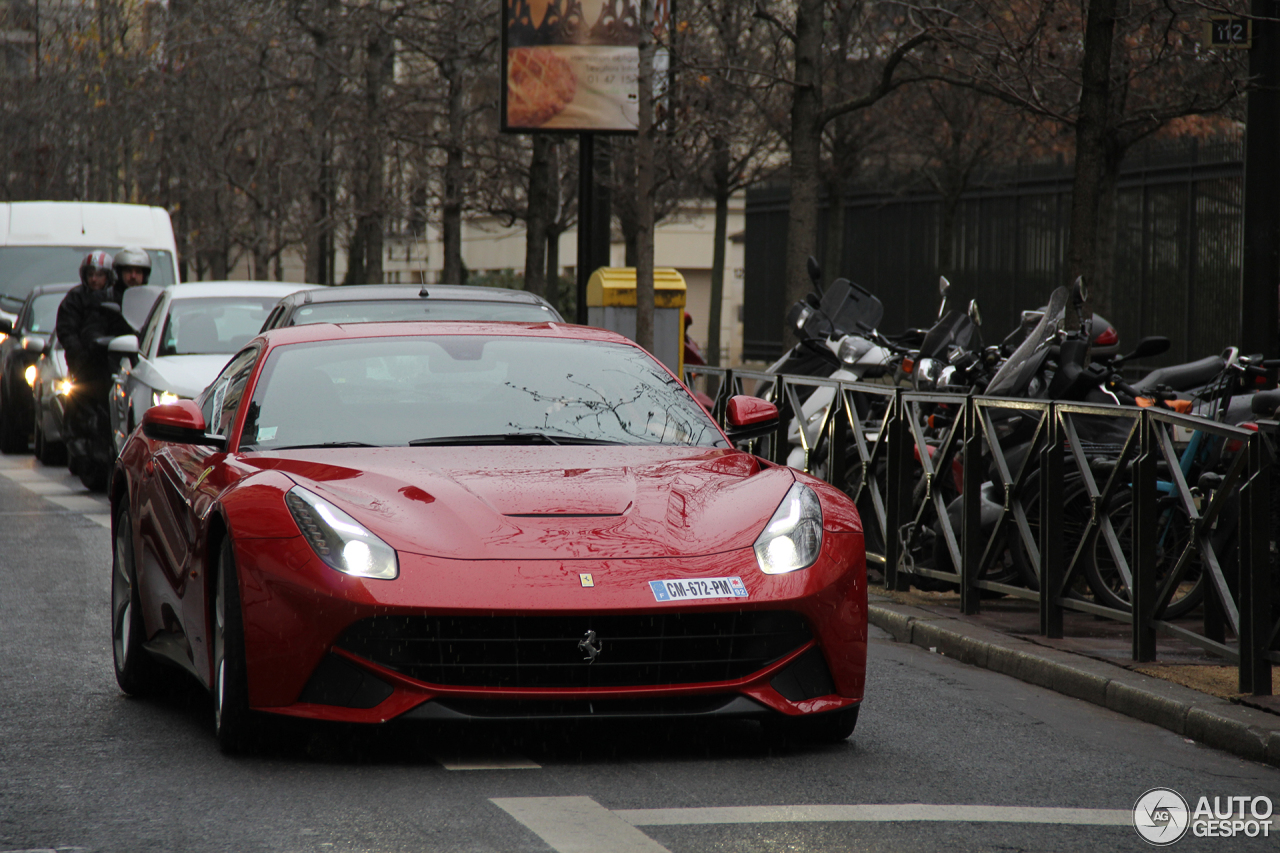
0;201;180;326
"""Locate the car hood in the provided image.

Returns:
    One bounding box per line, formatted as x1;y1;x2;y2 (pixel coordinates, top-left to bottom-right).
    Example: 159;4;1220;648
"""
143;354;233;398
245;446;796;560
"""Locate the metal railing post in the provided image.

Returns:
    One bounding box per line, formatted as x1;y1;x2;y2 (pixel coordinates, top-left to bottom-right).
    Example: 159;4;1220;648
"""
961;393;982;615
1240;432;1273;695
1132;409;1158;662
1040;403;1064;638
827;386;848;494
771;375;790;466
884;389;908;591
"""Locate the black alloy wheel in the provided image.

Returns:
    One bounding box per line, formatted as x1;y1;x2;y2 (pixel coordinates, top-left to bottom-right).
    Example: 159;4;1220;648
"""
213;536;255;754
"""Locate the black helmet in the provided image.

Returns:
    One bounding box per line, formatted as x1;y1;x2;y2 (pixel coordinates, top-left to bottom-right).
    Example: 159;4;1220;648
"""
79;250;116;288
113;246;151;284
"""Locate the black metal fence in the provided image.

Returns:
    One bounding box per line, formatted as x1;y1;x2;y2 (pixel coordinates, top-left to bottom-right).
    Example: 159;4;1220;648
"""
685;364;1277;696
744;141;1245;365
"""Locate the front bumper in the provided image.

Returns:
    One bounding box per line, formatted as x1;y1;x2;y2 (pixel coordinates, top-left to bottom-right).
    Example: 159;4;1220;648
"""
234;532;867;725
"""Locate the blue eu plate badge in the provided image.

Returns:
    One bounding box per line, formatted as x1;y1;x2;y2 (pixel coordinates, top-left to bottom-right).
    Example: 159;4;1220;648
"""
650;577;748;602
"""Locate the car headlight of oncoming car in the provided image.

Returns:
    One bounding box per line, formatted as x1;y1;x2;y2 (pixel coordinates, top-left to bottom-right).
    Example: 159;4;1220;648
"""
285;486;399;580
152;390;180;407
753;482;823;574
24;365;37;386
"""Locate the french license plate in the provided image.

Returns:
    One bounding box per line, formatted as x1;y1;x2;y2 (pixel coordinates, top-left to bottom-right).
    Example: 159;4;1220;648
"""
649;577;748;602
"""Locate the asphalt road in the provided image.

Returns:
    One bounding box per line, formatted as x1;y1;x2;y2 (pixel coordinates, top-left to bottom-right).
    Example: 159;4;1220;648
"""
2;452;1279;853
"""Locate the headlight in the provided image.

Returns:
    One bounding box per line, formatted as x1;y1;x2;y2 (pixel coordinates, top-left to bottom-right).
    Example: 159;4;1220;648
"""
914;357;945;390
753;482;823;574
152;390;180;407
838;336;872;365
54;378;73;396
285;486;398;579
24;365;37;386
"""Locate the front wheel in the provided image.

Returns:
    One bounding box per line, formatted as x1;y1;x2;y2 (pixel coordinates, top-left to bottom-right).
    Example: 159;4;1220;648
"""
112;507;169;695
213;536;255;754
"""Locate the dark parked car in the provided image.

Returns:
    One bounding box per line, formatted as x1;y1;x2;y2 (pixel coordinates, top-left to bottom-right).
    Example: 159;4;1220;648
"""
0;283;74;453
258;284;563;331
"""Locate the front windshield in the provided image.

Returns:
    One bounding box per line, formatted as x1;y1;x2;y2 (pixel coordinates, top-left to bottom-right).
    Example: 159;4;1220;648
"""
240;335;725;450
290;299;561;325
0;247;175;310
27;292;68;333
159;296;281;356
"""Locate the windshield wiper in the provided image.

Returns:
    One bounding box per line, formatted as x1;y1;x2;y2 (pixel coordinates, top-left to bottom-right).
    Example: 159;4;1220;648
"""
268;441;383;450
408;432;624;447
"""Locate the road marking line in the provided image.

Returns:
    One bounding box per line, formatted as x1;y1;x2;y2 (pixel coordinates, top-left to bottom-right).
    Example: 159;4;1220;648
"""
492;797;671;853
614;804;1132;826
19;481;77;494
45;495;108;513
436;754;541;770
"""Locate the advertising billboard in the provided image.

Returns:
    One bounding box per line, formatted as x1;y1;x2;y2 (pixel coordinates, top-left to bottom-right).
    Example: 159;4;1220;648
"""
502;0;671;133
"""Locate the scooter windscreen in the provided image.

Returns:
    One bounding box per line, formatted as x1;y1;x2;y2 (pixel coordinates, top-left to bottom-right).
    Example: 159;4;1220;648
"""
984;286;1069;397
800;278;884;340
918;310;979;360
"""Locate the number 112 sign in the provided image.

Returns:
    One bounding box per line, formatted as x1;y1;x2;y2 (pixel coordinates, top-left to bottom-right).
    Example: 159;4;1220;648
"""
1204;16;1252;49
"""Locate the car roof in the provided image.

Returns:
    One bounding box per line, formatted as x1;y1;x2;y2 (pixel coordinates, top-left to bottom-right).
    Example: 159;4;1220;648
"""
28;283;76;298
257;320;631;350
167;281;313;300
280;284;554;309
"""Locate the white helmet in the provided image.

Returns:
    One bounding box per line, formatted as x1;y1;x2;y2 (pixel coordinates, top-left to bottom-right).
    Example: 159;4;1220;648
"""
113;246;151;284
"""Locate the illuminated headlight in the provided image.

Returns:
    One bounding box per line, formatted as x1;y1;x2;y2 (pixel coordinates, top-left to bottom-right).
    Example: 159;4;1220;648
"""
285;486;398;580
24;365;37;386
152;390;180;407
54;378;73;396
753;482;823;574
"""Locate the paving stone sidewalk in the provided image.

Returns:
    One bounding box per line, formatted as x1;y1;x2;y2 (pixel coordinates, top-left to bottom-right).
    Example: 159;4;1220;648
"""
868;589;1280;768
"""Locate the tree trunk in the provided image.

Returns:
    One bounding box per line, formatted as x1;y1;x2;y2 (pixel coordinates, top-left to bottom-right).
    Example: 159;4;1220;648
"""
707;137;730;368
1092;138;1125;319
305;0;338;286
525;136;553;298
783;0;824;345
822;178;844;284
1066;0;1117;313
441;57;465;284
634;0;656;353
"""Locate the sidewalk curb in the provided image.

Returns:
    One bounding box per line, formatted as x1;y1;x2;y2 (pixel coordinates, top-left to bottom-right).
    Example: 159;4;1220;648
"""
869;602;1280;768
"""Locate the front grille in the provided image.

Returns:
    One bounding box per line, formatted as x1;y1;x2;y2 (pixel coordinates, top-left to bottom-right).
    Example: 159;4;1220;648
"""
336;611;812;689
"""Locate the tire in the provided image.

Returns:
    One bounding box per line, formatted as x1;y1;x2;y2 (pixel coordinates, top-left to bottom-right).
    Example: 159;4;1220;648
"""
79;460;109;492
1009;471;1095;595
1085;488;1203;619
765;705;859;745
213;536;255;754
35;416;65;466
0;386;27;454
112;507;169;695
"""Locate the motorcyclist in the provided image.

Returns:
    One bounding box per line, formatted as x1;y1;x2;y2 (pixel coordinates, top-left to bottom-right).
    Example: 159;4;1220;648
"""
54;250;139;480
113;246;151;289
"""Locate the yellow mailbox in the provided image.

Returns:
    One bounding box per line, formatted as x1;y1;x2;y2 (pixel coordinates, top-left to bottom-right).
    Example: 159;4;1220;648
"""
586;267;687;374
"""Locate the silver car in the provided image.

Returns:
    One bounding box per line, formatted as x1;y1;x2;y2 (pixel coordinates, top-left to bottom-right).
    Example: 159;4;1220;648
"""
31;329;73;465
110;281;310;454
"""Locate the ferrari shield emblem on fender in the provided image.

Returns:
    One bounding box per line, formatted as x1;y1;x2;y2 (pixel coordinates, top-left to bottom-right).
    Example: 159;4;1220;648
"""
578;630;602;663
579;573;594;587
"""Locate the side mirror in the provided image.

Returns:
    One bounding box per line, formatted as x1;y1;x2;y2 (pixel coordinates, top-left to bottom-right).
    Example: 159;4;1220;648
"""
22;333;48;354
141;400;226;449
968;299;982;327
723;395;780;443
0;317;12;336
806;256;822;285
937;276;950;320
108;334;139;356
1118;336;1170;363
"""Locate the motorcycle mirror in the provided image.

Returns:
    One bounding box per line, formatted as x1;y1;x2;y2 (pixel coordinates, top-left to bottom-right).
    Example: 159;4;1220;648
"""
1126;336;1170;361
967;299;982;327
937;276;950;319
1073;275;1088;304
807;256;821;285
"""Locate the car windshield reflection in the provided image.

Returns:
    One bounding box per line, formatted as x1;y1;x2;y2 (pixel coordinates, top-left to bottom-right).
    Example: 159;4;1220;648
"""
239;336;726;450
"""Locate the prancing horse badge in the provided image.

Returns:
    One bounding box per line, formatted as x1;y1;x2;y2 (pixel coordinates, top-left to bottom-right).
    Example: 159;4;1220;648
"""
578;630;602;663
